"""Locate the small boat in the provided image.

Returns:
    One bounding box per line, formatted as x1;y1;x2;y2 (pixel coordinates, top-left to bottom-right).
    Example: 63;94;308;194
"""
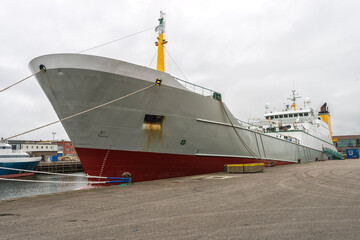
0;142;41;178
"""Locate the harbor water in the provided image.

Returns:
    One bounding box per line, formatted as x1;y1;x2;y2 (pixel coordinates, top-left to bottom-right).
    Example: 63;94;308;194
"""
0;172;88;200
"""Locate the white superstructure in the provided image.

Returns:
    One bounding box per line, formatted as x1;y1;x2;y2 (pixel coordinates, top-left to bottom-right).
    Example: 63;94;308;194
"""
250;90;337;153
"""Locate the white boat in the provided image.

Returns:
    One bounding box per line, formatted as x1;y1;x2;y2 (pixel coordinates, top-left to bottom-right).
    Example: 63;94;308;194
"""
0;142;41;178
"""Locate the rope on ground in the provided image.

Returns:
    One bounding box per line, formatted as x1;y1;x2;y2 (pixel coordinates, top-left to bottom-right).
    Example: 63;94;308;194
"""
0;177;105;184
0;176;130;184
77;26;156;54
0;166;128;180
0;70;42;94
220;101;261;159
3;84;155;141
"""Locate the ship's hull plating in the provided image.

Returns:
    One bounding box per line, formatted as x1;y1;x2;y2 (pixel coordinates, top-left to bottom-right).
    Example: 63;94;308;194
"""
29;54;332;182
0;158;41;178
77;147;297;182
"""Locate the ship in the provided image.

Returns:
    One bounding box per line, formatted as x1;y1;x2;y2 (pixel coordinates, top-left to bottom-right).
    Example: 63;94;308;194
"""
28;12;338;182
249;92;341;161
0;142;41;178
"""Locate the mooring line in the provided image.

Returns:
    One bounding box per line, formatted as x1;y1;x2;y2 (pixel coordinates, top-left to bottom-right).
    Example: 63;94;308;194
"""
0;70;42;94
0;177;106;184
1;26;155;95
0;166;128;180
3;84;154;141
0;177;131;184
0;177;132;184
220;101;261;160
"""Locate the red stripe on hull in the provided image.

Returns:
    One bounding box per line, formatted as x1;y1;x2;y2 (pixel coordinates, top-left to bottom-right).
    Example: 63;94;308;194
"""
76;148;295;182
1;172;35;178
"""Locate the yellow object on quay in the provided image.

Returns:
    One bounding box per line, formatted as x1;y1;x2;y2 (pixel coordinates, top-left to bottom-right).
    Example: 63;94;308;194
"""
225;163;264;173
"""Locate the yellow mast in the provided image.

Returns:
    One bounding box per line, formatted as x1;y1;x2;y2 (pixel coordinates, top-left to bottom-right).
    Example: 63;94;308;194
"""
155;11;167;72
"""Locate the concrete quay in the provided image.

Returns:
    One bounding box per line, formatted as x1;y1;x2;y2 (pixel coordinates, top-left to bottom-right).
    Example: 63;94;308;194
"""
1;159;360;240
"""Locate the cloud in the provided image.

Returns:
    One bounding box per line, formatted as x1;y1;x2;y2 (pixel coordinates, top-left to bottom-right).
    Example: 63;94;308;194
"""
0;0;359;142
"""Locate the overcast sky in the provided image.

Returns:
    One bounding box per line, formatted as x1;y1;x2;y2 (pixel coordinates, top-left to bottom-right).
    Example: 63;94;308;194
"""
0;0;359;141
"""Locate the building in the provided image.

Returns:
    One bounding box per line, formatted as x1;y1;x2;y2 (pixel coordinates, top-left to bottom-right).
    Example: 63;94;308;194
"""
56;141;77;156
7;140;79;162
333;135;360;156
8;140;58;161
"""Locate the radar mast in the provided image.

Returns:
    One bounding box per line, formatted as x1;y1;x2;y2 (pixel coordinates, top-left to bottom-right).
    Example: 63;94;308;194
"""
155;11;167;72
287;90;301;110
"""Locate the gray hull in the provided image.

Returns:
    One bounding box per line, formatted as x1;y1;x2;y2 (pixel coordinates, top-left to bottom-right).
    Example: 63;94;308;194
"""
29;54;328;181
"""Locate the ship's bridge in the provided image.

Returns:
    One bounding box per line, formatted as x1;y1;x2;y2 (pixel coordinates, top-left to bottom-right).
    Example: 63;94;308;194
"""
264;109;312;121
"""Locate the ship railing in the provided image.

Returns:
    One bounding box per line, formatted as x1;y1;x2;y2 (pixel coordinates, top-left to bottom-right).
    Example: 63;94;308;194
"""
237;118;300;144
250;119;310;134
11;150;24;154
272;134;300;144
174;77;218;97
252;118;304;125
236;118;265;133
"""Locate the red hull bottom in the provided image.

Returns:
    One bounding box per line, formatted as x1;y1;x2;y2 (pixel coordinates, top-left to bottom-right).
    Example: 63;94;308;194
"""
76;148;295;183
0;172;35;178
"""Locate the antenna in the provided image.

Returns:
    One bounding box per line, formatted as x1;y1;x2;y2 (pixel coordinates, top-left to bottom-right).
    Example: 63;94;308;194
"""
292;79;295;90
287;90;301;111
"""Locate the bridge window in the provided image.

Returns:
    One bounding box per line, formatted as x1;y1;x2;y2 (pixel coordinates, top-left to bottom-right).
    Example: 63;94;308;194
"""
304;113;309;116
289;114;293;117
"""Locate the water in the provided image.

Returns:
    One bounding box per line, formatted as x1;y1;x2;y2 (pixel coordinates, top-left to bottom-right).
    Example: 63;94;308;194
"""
0;172;89;200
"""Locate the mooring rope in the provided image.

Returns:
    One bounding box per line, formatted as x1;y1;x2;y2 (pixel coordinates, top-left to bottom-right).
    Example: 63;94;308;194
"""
220;101;261;159
1;27;154;95
0;70;42;94
0;166;128;180
3;84;154;141
0;177;130;184
0;178;105;184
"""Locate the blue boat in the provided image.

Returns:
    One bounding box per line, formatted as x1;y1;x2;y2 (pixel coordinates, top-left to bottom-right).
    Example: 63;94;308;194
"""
0;142;41;178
